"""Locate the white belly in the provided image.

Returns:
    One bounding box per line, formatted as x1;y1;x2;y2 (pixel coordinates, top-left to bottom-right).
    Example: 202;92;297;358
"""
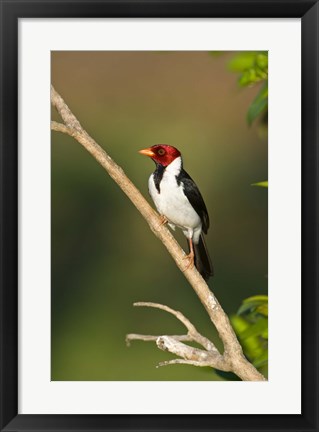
148;172;202;240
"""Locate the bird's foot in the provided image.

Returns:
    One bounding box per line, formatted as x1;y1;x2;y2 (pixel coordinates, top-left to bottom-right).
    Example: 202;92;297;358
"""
159;215;168;226
182;252;195;271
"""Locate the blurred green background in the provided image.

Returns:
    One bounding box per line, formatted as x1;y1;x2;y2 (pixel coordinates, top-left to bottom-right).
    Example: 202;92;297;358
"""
51;51;268;381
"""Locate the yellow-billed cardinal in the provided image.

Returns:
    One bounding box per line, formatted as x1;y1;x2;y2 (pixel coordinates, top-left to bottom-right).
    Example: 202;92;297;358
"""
139;144;213;280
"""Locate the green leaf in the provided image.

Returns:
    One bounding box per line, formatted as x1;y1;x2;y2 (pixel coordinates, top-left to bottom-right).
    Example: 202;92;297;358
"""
239;69;264;87
240;318;268;340
256;53;268;70
237;303;254;315
237;295;268;317
256;303;268;317
251;181;268;188
232;293;268;368
243;295;268;303
228;52;258;72
247;82;268;125
231;315;266;362
231;315;250;333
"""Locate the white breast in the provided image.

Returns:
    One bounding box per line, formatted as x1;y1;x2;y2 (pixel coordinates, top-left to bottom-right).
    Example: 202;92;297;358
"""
148;157;202;240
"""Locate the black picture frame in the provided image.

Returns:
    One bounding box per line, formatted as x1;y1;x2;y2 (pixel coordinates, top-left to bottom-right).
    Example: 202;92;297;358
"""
0;1;318;431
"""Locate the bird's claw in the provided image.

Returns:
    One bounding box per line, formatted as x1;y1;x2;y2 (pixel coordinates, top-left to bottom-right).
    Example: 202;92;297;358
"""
182;253;194;271
159;215;168;226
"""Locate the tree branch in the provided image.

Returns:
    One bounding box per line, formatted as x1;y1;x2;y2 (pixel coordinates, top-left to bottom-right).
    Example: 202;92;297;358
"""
158;359;214;368
51;85;265;381
126;334;192;346
131;301;219;352
156;336;227;370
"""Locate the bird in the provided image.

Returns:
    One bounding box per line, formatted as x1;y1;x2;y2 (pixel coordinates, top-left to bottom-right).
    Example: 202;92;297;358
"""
139;144;213;280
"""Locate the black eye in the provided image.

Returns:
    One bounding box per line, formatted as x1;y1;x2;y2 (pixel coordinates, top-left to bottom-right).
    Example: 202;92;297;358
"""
158;149;165;156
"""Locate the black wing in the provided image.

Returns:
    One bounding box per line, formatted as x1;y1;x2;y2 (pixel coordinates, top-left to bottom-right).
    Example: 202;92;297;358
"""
177;169;210;234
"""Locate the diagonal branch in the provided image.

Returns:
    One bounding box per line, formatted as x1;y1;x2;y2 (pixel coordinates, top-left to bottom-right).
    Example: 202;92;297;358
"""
51;85;265;381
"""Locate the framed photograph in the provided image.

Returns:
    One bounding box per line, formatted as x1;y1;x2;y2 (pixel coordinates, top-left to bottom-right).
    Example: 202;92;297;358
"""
0;1;318;431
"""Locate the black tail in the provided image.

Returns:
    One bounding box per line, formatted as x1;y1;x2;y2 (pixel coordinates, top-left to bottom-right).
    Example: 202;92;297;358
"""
191;234;214;281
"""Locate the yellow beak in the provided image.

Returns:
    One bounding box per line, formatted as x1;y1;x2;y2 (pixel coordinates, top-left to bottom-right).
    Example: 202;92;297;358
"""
138;148;156;158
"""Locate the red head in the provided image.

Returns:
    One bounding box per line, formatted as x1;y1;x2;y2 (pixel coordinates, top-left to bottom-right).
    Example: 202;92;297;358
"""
139;144;181;167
